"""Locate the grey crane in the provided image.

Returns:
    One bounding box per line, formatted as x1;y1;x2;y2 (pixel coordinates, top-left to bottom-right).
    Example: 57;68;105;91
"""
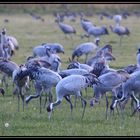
12;65;29;111
87;25;109;40
47;73;99;120
72;38;100;63
0;28;19;59
110;47;140;114
32;43;64;57
111;70;140;117
56;19;76;39
0;28;8;59
80;16;94;39
45;43;65;54
17;60;62;113
28;12;44;22
0;32;4;58
59;67;92;105
109;24;130;46
113;14;122;26
86;45;115;68
67;60;93;72
80;16;93;33
90;69;130;119
0;59;29;111
27;47;62;72
0;58;19;89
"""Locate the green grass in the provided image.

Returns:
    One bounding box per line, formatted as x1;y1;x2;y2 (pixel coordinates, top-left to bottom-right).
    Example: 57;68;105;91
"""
1;9;140;136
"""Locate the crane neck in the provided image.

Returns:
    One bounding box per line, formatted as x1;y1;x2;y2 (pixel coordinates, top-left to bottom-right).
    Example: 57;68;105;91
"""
52;100;61;108
47;100;61;112
136;52;140;67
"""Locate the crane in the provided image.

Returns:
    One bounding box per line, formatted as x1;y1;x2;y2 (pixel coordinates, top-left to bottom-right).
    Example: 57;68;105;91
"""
109;25;130;46
113;14;122;26
17;60;62;113
80;16;94;39
87;25;109;40
72;38;100;63
56;19;76;39
90;69;130;119
0;58;19;89
47;73;99;119
32;43;64;57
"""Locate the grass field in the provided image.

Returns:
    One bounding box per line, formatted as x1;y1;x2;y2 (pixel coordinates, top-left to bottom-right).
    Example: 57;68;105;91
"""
0;4;140;136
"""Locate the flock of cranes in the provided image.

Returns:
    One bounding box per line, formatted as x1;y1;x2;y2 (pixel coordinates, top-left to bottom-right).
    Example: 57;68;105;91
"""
0;11;140;121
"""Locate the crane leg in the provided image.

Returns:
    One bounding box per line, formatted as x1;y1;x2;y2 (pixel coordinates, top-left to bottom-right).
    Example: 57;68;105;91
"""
130;97;135;112
64;95;73;116
80;96;87;120
40;95;42;114
119;36;122;46
1;74;8;90
105;94;109;120
85;88;88;98
44;94;47;109
116;103;120;115
74;95;77;108
19;88;25;112
130;93;140;117
110;95;118;117
49;89;53;103
18;93;20;112
44;89;53;109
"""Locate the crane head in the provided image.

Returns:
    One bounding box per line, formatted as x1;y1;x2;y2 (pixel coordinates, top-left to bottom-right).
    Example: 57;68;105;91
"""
1;28;6;35
104;52;116;61
0;88;5;96
84;73;101;86
67;60;79;69
47;103;53;119
90;60;106;77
